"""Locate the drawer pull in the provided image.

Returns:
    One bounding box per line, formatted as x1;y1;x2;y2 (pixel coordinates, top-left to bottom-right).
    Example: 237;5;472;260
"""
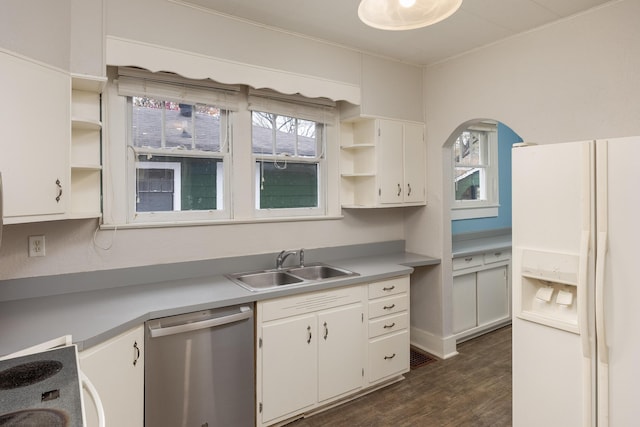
383;304;396;310
465;257;473;262
382;286;395;291
383;322;396;329
384;353;396;360
307;325;312;344
494;252;502;256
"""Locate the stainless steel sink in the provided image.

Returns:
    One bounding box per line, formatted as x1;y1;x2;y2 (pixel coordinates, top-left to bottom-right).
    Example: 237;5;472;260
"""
287;264;355;281
226;263;359;292
229;270;303;291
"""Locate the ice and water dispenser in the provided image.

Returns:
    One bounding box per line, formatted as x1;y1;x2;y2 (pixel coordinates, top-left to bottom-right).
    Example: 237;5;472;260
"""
516;249;580;333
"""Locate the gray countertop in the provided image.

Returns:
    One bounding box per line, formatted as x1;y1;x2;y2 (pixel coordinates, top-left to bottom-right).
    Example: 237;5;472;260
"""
451;231;512;258
0;252;438;356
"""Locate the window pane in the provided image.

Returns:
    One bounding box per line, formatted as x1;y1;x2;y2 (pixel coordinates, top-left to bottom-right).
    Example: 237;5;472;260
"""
455;167;484;201
257;161;318;209
274;115;296;156
132;97;163;149
132;97;224;152
297;119;317;157
454;131;487;167
251;111;319;158
136;155;223;212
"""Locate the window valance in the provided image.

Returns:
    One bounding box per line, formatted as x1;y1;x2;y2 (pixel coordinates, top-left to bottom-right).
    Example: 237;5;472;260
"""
107;36;361;105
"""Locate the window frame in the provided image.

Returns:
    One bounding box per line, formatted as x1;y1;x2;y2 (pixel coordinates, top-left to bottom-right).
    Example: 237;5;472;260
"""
451;124;499;220
248;91;333;219
125;96;232;224
251;110;327;218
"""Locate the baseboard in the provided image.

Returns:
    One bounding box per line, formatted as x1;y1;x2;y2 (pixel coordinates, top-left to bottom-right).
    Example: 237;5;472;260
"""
410;326;458;359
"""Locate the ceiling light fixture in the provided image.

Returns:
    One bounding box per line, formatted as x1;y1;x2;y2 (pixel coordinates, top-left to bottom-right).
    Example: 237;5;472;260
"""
358;0;463;31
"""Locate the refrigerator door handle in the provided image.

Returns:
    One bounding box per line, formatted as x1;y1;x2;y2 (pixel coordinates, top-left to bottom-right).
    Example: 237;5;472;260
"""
595;231;608;364
578;230;591;359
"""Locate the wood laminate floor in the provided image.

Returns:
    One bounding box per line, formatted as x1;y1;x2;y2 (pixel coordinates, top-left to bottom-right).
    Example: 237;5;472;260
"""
286;325;512;427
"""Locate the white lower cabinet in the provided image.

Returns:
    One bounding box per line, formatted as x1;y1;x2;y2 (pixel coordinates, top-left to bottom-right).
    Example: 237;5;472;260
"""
257;285;365;426
79;325;144;427
367;276;410;384
317;304;366;402
257;275;411;427
452;273;477;334
452;251;511;341
261;313;318;422
477;267;509;325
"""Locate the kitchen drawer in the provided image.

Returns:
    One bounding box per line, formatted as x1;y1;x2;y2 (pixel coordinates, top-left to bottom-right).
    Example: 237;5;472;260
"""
368;294;407;319
452;255;483;271
260;285;364;322
368;276;409;299
368;330;409;383
368;312;408;338
483;250;511;265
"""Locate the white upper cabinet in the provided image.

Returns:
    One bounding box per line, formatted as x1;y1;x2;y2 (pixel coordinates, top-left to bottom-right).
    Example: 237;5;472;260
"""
0;50;70;223
340;118;426;208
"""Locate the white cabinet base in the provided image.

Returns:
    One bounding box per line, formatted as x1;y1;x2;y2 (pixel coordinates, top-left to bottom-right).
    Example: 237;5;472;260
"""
452;252;512;343
257;276;410;427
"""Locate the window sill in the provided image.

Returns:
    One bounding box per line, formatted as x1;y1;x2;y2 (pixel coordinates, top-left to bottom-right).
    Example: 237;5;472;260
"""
100;214;344;230
451;205;499;221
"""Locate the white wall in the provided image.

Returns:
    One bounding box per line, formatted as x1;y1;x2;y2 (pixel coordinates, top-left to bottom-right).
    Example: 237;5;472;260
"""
407;0;640;352
0;0;71;70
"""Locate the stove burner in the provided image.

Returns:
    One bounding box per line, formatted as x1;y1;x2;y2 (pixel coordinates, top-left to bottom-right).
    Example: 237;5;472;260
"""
0;360;63;390
0;408;67;427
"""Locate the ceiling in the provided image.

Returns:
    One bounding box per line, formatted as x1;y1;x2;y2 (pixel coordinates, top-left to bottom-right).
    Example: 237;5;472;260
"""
180;0;612;66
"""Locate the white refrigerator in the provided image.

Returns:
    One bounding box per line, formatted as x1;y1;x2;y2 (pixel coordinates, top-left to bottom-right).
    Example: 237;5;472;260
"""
512;137;640;426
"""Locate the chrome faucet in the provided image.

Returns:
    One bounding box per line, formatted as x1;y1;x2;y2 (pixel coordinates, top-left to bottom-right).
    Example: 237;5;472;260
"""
299;248;305;268
276;250;297;269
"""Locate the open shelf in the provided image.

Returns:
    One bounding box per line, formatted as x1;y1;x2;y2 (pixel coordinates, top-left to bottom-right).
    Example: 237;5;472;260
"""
70;75;103;219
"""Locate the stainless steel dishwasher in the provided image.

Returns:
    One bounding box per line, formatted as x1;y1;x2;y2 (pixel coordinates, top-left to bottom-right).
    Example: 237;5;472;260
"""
145;304;255;427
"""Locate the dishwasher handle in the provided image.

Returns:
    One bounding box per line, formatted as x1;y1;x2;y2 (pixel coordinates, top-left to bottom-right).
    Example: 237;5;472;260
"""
148;306;252;338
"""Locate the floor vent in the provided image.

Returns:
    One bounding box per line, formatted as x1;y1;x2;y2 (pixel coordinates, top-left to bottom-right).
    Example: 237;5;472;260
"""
410;346;437;369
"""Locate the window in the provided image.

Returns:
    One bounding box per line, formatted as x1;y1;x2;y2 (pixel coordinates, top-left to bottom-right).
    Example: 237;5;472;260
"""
115;67;239;223
252;111;323;214
104;68;337;227
451;123;499;219
249;90;333;217
128;97;229;221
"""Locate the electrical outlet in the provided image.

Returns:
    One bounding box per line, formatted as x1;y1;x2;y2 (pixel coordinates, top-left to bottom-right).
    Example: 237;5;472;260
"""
28;235;46;257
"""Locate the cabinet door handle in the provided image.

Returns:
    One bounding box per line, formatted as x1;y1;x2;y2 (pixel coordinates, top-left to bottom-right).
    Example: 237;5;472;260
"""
55;179;63;203
384;353;396;360
133;341;141;366
383;304;396;310
383;322;396;329
407;183;412;196
397;183;402;197
307;325;312;344
323;321;329;340
382;285;395;292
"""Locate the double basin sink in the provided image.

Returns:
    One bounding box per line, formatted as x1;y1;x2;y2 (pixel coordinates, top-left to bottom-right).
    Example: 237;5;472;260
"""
227;263;359;292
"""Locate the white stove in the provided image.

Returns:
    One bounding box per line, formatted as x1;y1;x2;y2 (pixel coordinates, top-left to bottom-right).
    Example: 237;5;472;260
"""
0;345;84;426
